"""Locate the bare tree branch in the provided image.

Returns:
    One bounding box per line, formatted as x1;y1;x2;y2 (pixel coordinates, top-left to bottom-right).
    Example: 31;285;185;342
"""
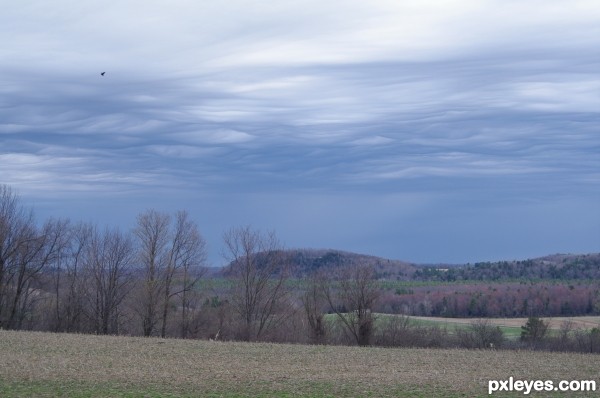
223;226;292;341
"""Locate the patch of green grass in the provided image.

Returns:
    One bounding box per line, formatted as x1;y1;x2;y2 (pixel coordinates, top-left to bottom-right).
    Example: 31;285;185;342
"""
497;326;522;338
404;317;523;338
371;313;523;340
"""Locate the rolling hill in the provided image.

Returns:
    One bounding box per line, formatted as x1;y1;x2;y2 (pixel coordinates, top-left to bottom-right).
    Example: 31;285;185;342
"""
217;250;600;281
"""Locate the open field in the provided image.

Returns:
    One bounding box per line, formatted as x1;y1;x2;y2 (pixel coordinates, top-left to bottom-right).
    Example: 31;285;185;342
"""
372;315;600;340
402;316;521;339
409;316;600;330
409;316;600;338
1;330;600;397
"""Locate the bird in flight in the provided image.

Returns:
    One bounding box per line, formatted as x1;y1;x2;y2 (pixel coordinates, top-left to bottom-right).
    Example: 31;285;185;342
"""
101;72;106;76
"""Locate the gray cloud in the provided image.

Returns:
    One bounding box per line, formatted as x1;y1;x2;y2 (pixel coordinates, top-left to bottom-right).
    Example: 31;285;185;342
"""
2;0;599;263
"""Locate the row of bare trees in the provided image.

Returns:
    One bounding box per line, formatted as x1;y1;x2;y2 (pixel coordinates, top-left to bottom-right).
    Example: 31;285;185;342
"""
48;213;208;337
1;184;380;344
3;183;600;354
12;185;600;352
134;209;207;337
302;266;379;346
0;185;69;330
223;227;292;341
220;225;381;346
0;185;209;336
5;184;599;354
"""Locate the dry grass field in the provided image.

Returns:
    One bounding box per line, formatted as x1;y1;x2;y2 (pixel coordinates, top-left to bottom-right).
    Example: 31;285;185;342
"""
1;330;599;397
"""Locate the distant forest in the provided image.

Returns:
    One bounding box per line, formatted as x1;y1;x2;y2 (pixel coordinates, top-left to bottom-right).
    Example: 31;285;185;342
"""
246;250;600;318
414;255;600;281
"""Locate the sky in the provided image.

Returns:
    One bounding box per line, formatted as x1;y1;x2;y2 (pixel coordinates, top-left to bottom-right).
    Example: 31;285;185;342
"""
1;0;599;266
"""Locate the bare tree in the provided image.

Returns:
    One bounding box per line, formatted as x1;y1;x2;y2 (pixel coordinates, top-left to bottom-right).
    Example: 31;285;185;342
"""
322;264;379;346
43;219;78;333
302;272;327;344
223;226;292;341
4;216;70;330
162;211;207;339
135;209;170;337
84;227;134;335
0;185;35;329
59;222;93;333
374;314;412;347
51;222;71;332
457;319;504;349
135;209;207;338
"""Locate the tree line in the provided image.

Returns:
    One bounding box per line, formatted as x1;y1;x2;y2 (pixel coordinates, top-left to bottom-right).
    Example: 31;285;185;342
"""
1;184;599;354
415;255;600;281
0;185;208;337
0;184;378;345
378;282;600;318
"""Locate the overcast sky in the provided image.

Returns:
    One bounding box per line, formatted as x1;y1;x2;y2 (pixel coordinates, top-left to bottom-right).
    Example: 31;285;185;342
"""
1;0;599;265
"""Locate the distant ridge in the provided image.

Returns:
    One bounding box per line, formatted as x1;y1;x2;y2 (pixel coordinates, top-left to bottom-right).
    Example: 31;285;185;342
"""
216;250;600;281
279;248;417;279
217;248;417;279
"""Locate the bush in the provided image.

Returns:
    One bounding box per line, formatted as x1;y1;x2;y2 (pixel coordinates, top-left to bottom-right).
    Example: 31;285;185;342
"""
457;320;504;349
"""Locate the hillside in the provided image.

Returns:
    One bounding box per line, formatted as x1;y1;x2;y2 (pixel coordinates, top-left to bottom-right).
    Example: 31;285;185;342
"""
218;250;600;282
217;248;418;279
280;248;417;279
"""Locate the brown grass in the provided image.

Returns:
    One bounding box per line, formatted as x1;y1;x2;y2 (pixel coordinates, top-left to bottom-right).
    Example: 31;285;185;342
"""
1;330;599;397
